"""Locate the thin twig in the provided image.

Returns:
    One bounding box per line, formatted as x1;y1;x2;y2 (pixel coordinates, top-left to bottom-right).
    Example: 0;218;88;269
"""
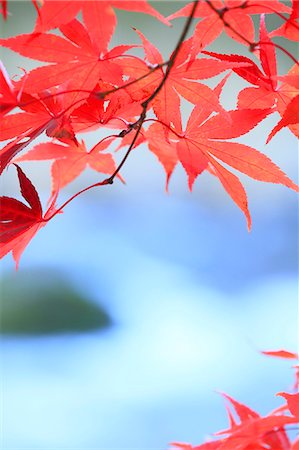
45;180;111;221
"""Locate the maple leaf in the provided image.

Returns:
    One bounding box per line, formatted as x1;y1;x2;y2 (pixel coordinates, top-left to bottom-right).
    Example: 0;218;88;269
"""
206;14;299;117
277;392;299;418
275;65;299;140
71;85;142;133
167;0;290;53
0;60;22;116
33;0;170;37
170;389;297;450
1;88;76;141
0;88;77;173
123;34;240;130
216;393;297;450
146;122;178;189
148;103;299;229
270;0;299;41
203;15;284;111
261;350;299;359
0;165;56;268
1;0;299;266
221;414;298;449
220;393;260;423
0;124;49;175
0;18;130;102
15;138;121;196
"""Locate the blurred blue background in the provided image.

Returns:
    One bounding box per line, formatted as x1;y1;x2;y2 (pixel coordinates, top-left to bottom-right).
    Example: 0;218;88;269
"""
0;2;298;449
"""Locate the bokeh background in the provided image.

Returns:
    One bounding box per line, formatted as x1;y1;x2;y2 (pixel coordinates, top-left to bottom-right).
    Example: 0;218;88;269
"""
0;1;298;449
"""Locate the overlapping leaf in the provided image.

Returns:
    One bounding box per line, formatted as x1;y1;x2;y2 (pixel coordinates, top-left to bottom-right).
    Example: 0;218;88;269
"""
0;165;55;267
123;34;245;129
0;60;21;116
33;1;170;36
0;88;76;173
1;0;298;265
147;102;298;229
71;85;142;133
275;64;299;139
15;138;120;196
203;15;299;118
0;18;129;100
270;0;299;41
167;0;290;53
268;95;299;142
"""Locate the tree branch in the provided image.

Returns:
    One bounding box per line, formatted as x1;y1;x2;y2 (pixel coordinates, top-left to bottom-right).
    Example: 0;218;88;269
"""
104;0;199;184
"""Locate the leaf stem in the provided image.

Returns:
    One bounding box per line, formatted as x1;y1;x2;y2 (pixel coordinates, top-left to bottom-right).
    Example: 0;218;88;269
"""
45;180;110;221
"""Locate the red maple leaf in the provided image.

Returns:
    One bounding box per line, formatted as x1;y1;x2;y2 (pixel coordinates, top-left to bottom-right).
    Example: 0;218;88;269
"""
33;0;170;35
71;85;142;133
222;415;298;449
123;33;241;130
268;95;299;141
261;350;299;360
1;0;298;264
167;0;290;52
15;138;121;196
277;392;299;418
204;15;299;114
203;15;280;110
220;393;260;424
146;122;178;188
270;0;299;41
0;60;24;116
147;102;298;229
0;88;77;173
0;18;131;101
275;64;299;140
170;390;297;450
0;165;56;268
216;393;296;450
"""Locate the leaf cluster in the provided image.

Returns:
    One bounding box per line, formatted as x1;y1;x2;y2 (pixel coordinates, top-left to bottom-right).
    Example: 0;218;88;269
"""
171;350;299;450
0;0;298;266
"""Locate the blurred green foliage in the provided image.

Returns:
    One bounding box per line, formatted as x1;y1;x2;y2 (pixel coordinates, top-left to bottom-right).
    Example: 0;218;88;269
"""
0;269;112;335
